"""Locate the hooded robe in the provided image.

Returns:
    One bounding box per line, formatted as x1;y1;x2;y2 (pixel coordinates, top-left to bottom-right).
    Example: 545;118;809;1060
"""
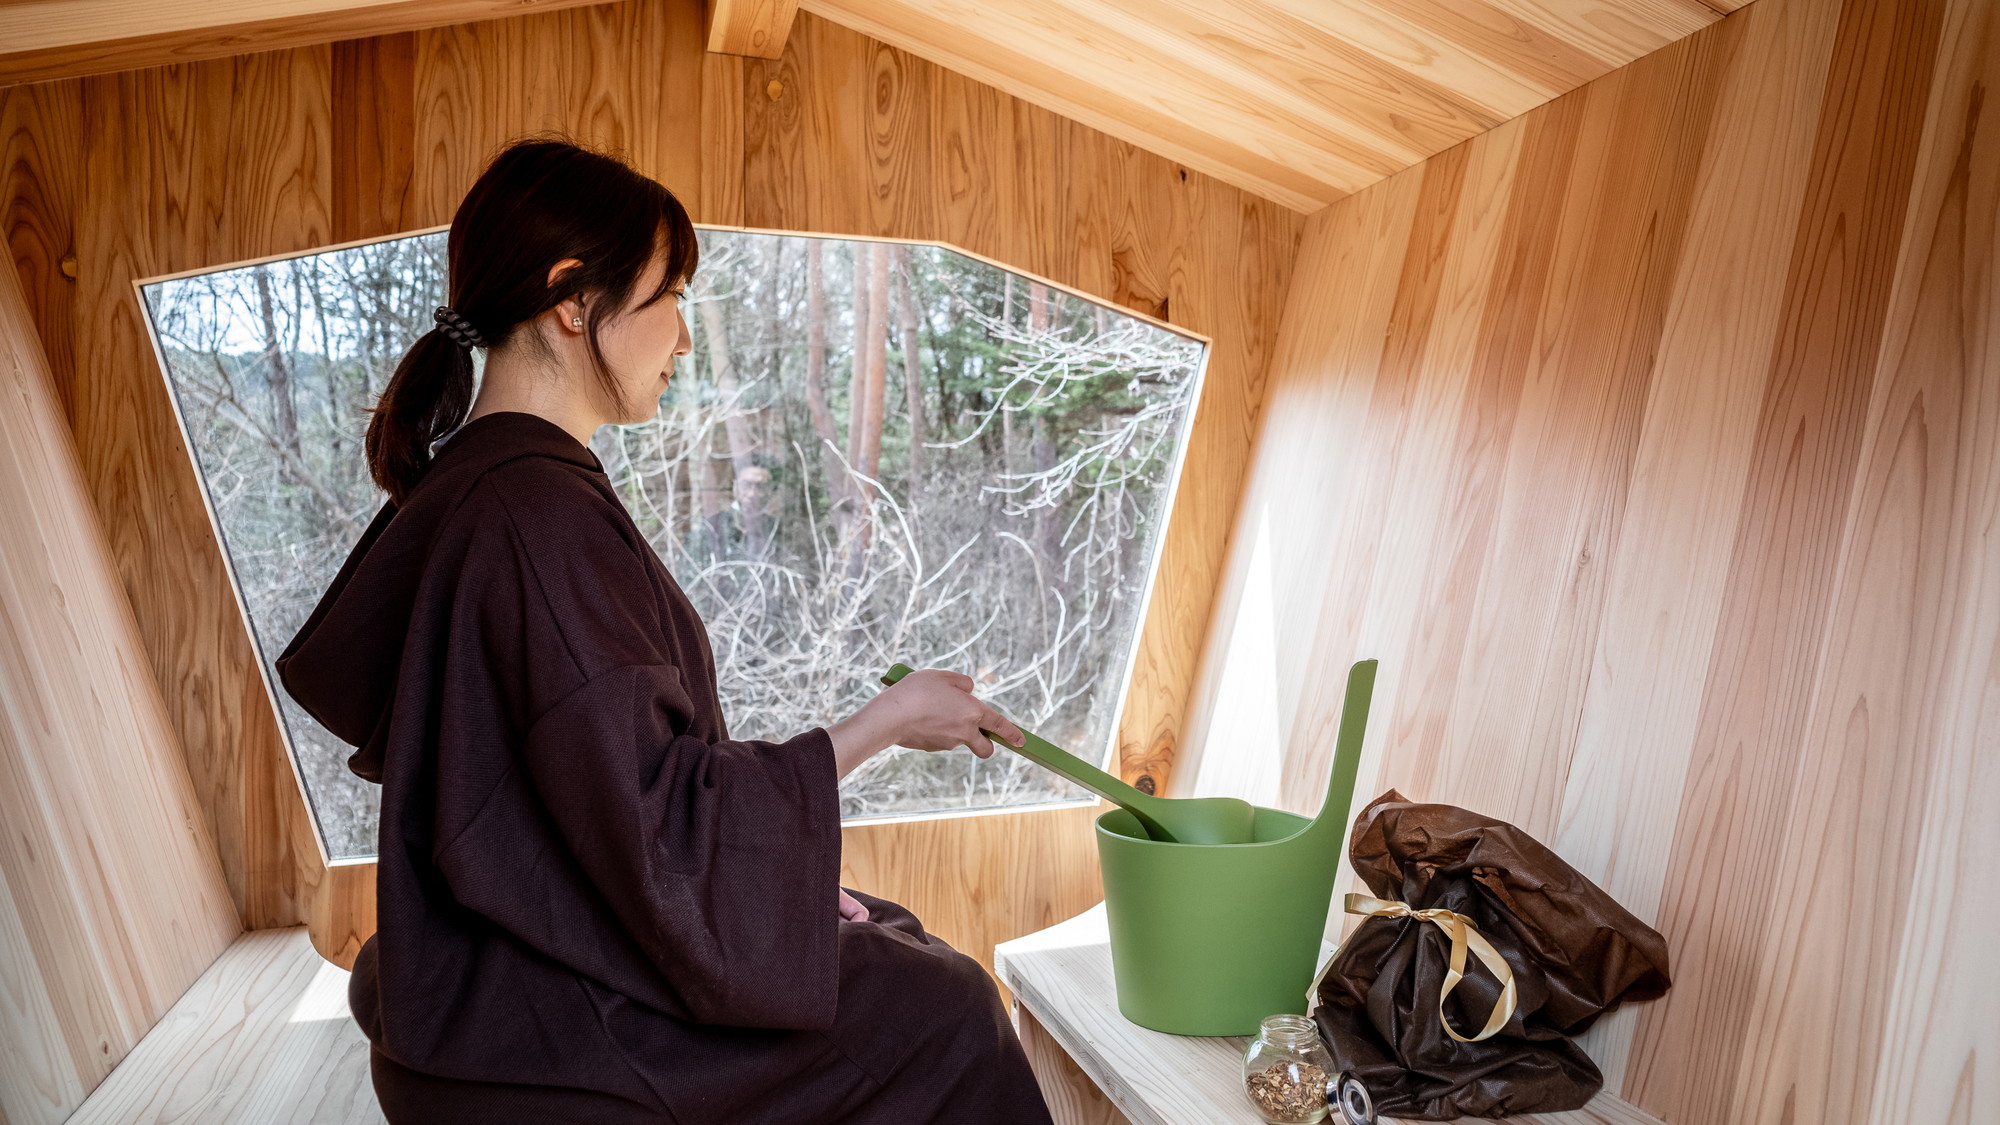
277;410;1052;1125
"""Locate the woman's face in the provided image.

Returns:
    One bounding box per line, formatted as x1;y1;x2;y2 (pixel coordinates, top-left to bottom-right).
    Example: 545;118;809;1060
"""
590;247;692;425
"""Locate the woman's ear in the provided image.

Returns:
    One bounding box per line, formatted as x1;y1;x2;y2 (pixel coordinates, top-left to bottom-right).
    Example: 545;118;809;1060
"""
546;258;587;336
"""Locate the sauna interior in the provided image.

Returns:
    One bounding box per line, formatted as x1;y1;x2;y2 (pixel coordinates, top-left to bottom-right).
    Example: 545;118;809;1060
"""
2;0;1995;1120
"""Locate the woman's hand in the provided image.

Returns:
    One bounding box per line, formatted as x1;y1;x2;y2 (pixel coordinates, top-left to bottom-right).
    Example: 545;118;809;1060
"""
838;889;869;922
824;668;1026;781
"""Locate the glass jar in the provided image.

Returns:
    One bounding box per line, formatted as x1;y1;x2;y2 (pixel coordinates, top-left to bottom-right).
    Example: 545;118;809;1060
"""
1242;1014;1336;1124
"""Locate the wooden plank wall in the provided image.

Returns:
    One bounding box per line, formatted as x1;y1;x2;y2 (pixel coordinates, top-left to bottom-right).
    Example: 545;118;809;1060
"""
0;0;1302;995
0;207;241;1125
1177;0;2000;1120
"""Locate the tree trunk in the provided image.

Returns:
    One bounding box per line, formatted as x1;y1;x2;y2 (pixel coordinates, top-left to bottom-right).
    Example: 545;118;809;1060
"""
1032;412;1062;591
694;428;729;562
840;244;875;578
846;243;872;489
859;244;889;484
803;241;846;507
836;244;892;581
1027;282;1065;594
253;265;300;456
697;295;769;561
893;246;926;504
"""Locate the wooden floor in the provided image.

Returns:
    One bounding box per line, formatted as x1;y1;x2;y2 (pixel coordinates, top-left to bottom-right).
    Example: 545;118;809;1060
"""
67;929;382;1125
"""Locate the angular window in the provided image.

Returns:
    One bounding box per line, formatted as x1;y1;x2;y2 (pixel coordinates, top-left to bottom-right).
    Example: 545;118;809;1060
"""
141;229;1207;861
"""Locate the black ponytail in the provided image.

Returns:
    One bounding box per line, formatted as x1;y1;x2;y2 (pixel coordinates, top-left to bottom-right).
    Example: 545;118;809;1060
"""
366;329;477;504
365;137;700;503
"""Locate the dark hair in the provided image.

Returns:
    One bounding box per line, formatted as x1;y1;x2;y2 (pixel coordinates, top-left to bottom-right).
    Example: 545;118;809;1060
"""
366;137;699;503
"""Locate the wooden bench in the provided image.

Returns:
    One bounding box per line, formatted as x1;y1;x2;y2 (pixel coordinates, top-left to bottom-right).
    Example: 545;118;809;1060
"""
76;907;1670;1125
994;904;1669;1125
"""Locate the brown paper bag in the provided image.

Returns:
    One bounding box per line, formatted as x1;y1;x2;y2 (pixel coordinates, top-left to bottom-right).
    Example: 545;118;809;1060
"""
1311;791;1671;1119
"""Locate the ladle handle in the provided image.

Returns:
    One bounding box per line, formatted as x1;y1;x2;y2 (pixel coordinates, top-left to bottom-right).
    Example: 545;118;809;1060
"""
877;664;1166;819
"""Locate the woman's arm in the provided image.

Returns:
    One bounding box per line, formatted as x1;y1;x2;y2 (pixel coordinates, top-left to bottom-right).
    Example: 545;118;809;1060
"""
823;668;1025;781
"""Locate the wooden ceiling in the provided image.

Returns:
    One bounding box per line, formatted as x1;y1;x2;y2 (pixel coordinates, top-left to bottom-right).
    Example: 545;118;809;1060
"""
799;0;1738;211
0;0;1740;212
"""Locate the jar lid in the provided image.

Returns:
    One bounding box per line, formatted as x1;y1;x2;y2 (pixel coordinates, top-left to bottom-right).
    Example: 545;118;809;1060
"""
1329;1072;1376;1125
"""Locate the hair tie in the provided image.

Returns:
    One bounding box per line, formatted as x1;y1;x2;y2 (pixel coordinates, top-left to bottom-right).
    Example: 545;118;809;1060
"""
433;305;489;350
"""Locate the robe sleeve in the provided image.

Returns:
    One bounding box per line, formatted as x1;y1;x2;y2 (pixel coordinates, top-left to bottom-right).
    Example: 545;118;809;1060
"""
447;472;843;1031
516;664;842;1030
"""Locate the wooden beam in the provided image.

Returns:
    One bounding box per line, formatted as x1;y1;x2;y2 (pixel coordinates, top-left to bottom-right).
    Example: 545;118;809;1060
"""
705;0;799;59
330;34;419;244
0;0;613;88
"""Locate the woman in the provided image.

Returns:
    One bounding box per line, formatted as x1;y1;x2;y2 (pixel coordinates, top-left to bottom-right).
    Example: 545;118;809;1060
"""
277;139;1057;1125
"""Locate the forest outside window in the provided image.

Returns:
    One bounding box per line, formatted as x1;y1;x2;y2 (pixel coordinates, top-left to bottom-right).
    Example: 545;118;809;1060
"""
140;229;1208;861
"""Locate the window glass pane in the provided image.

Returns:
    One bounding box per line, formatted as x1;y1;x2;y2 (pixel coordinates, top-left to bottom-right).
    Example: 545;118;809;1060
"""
142;229;1205;859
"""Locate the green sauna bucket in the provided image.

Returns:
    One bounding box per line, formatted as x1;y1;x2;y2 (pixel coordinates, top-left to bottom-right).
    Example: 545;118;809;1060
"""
1097;659;1377;1035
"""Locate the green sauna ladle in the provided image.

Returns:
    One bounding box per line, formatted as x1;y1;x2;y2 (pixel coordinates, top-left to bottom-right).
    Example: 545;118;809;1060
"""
878;664;1258;844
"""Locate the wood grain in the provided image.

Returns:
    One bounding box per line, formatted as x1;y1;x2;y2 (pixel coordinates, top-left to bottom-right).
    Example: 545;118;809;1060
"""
798;0;1721;211
1843;9;2000;1123
0;82;81;418
705;0;798;60
65;928;382;1125
1018;1005;1134;1125
839;803;1107;996
408;0;712;227
0;0;620;89
1178;0;1998;1122
1;0;1723;212
1616;0;1948;1106
1178;140;1430;815
1556;0;1844;1084
1717;0;2000;1119
331;33;417;243
0;222;240;1125
306;865;376;970
68;49;333;934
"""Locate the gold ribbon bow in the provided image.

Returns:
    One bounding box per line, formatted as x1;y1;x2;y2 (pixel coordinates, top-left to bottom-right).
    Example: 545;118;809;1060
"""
1343;893;1517;1043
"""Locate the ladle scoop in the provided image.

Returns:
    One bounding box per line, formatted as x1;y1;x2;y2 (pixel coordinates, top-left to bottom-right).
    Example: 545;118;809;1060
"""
878;664;1257;844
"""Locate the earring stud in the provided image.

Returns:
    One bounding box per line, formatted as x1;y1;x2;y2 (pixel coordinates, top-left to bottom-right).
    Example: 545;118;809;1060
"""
572;317;582;327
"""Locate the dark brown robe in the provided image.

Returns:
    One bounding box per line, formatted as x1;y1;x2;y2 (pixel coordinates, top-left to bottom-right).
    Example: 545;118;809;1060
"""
277;410;1052;1125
